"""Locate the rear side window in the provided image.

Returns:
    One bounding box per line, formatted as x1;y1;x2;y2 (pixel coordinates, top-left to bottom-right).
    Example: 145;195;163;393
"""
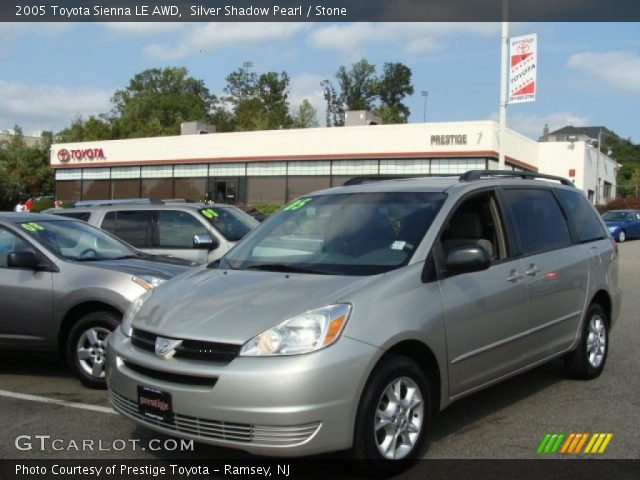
52;211;91;222
555;189;606;243
101;211;152;248
156;210;209;248
503;189;572;256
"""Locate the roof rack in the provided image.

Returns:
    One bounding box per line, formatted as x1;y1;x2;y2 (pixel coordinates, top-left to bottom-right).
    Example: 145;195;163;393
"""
459;170;574;187
343;176;405;186
71;198;165;207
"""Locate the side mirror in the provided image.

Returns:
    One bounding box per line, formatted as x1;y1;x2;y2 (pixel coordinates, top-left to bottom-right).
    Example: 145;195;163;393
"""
193;234;218;250
445;245;491;275
8;251;41;270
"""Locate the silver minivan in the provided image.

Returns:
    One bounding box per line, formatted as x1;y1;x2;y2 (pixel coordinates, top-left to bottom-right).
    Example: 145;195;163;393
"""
47;200;260;264
106;171;621;469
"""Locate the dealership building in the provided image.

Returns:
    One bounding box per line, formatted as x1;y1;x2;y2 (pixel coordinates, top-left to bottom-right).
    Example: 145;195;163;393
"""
50;119;618;205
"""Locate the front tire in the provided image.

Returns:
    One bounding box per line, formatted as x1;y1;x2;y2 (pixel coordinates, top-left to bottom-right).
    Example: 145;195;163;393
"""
617;230;626;243
352;355;431;474
66;311;120;388
564;304;609;380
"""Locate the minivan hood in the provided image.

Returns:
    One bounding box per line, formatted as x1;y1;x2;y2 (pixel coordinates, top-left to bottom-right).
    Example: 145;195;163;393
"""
133;268;377;344
84;257;191;279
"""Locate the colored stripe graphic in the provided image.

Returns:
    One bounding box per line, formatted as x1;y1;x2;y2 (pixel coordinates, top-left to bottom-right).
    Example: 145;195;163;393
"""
541;433;614;454
537;433;565;454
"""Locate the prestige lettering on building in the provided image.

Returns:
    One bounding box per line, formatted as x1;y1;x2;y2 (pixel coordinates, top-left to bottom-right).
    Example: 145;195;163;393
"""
430;134;468;146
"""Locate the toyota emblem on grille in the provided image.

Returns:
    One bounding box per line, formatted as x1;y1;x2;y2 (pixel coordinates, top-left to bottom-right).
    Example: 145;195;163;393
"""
155;337;182;358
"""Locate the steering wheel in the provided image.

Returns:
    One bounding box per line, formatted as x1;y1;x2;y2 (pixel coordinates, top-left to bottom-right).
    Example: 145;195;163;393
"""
78;248;98;259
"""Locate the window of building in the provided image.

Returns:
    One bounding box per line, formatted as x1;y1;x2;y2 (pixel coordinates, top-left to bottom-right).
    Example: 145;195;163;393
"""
247;177;286;204
111;179;141;199
287;176;331;201
82;180;110;200
56;181;82;201
174;178;206;201
141;178;173;199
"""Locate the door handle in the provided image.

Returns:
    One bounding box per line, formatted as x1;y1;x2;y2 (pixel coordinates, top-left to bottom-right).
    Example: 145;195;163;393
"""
525;265;541;276
507;270;524;282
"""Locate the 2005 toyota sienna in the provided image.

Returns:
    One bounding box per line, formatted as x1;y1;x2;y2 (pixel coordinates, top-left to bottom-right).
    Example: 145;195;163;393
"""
106;170;621;469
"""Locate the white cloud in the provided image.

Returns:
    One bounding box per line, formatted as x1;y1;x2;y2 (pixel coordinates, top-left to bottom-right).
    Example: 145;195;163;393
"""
101;22;185;37
143;22;308;60
0;23;73;57
308;22;497;55
489;111;591;139
567;51;640;94
0;80;113;133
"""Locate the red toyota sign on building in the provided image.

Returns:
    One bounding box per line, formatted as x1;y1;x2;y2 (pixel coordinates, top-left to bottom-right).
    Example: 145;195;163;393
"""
57;148;106;163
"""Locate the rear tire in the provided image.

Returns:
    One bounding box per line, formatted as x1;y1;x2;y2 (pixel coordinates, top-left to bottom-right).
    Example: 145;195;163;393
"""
352;355;431;475
564;304;609;380
66;311;120;388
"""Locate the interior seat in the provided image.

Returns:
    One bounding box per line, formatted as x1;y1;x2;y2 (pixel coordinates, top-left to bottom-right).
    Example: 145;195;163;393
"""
442;212;494;258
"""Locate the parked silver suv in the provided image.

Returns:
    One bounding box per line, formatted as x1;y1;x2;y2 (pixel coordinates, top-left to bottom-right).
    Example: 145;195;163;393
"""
106;171;621;470
46;200;259;264
0;213;192;387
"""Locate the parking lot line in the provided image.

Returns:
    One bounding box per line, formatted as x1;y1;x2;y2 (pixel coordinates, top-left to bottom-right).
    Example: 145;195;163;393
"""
0;388;116;415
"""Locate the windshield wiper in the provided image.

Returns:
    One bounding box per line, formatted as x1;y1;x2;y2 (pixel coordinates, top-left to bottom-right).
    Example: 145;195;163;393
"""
246;264;329;275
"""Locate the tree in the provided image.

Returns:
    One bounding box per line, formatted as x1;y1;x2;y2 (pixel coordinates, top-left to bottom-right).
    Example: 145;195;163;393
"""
56;115;112;143
375;62;414;123
336;59;378;111
224;62;293;131
110;67;214;138
322;59;414;126
292;100;319;128
321;79;344;127
0;126;53;209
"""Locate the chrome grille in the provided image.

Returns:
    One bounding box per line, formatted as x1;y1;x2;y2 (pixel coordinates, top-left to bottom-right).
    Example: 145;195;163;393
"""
109;391;321;446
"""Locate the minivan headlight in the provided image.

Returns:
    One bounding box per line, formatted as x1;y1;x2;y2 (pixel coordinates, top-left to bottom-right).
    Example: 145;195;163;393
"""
121;290;152;337
239;304;352;356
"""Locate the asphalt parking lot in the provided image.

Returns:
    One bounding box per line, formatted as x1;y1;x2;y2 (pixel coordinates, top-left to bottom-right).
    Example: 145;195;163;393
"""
1;241;638;460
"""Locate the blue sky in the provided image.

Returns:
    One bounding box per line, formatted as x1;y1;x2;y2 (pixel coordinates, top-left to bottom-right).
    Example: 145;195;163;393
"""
0;22;638;141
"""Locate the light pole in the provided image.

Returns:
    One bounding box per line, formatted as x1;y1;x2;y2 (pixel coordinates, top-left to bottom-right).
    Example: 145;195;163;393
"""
421;91;429;122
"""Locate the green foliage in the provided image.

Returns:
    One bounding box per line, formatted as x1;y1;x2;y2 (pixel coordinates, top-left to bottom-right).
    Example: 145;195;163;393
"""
292;100;319;128
0;127;54;210
224;63;294;131
250;202;283;216
597;196;640;213
323;59;414;126
110;67;214;138
56;115;112;142
30;197;54;213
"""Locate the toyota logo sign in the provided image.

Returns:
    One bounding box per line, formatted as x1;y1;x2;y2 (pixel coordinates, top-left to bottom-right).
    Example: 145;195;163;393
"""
56;148;106;162
57;149;70;162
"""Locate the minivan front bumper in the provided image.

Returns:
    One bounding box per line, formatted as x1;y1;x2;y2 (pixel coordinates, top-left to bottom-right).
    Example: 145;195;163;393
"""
106;328;380;456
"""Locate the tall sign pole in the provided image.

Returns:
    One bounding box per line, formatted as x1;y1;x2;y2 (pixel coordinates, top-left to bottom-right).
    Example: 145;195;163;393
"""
498;1;509;170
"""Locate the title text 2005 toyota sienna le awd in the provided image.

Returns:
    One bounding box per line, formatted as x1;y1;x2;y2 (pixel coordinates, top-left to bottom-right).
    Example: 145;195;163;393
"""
106;171;620;470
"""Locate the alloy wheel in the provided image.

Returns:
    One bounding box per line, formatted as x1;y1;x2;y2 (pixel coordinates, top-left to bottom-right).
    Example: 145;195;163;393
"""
76;327;111;378
374;376;424;460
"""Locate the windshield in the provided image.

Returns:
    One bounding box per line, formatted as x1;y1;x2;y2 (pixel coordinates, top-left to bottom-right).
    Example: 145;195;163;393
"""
18;219;139;261
603;211;631;222
199;206;260;241
219;192;447;276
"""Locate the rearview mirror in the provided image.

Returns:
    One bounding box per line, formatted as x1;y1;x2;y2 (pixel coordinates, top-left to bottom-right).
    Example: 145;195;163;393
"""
8;251;41;270
445;245;491;275
193;234;218;250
